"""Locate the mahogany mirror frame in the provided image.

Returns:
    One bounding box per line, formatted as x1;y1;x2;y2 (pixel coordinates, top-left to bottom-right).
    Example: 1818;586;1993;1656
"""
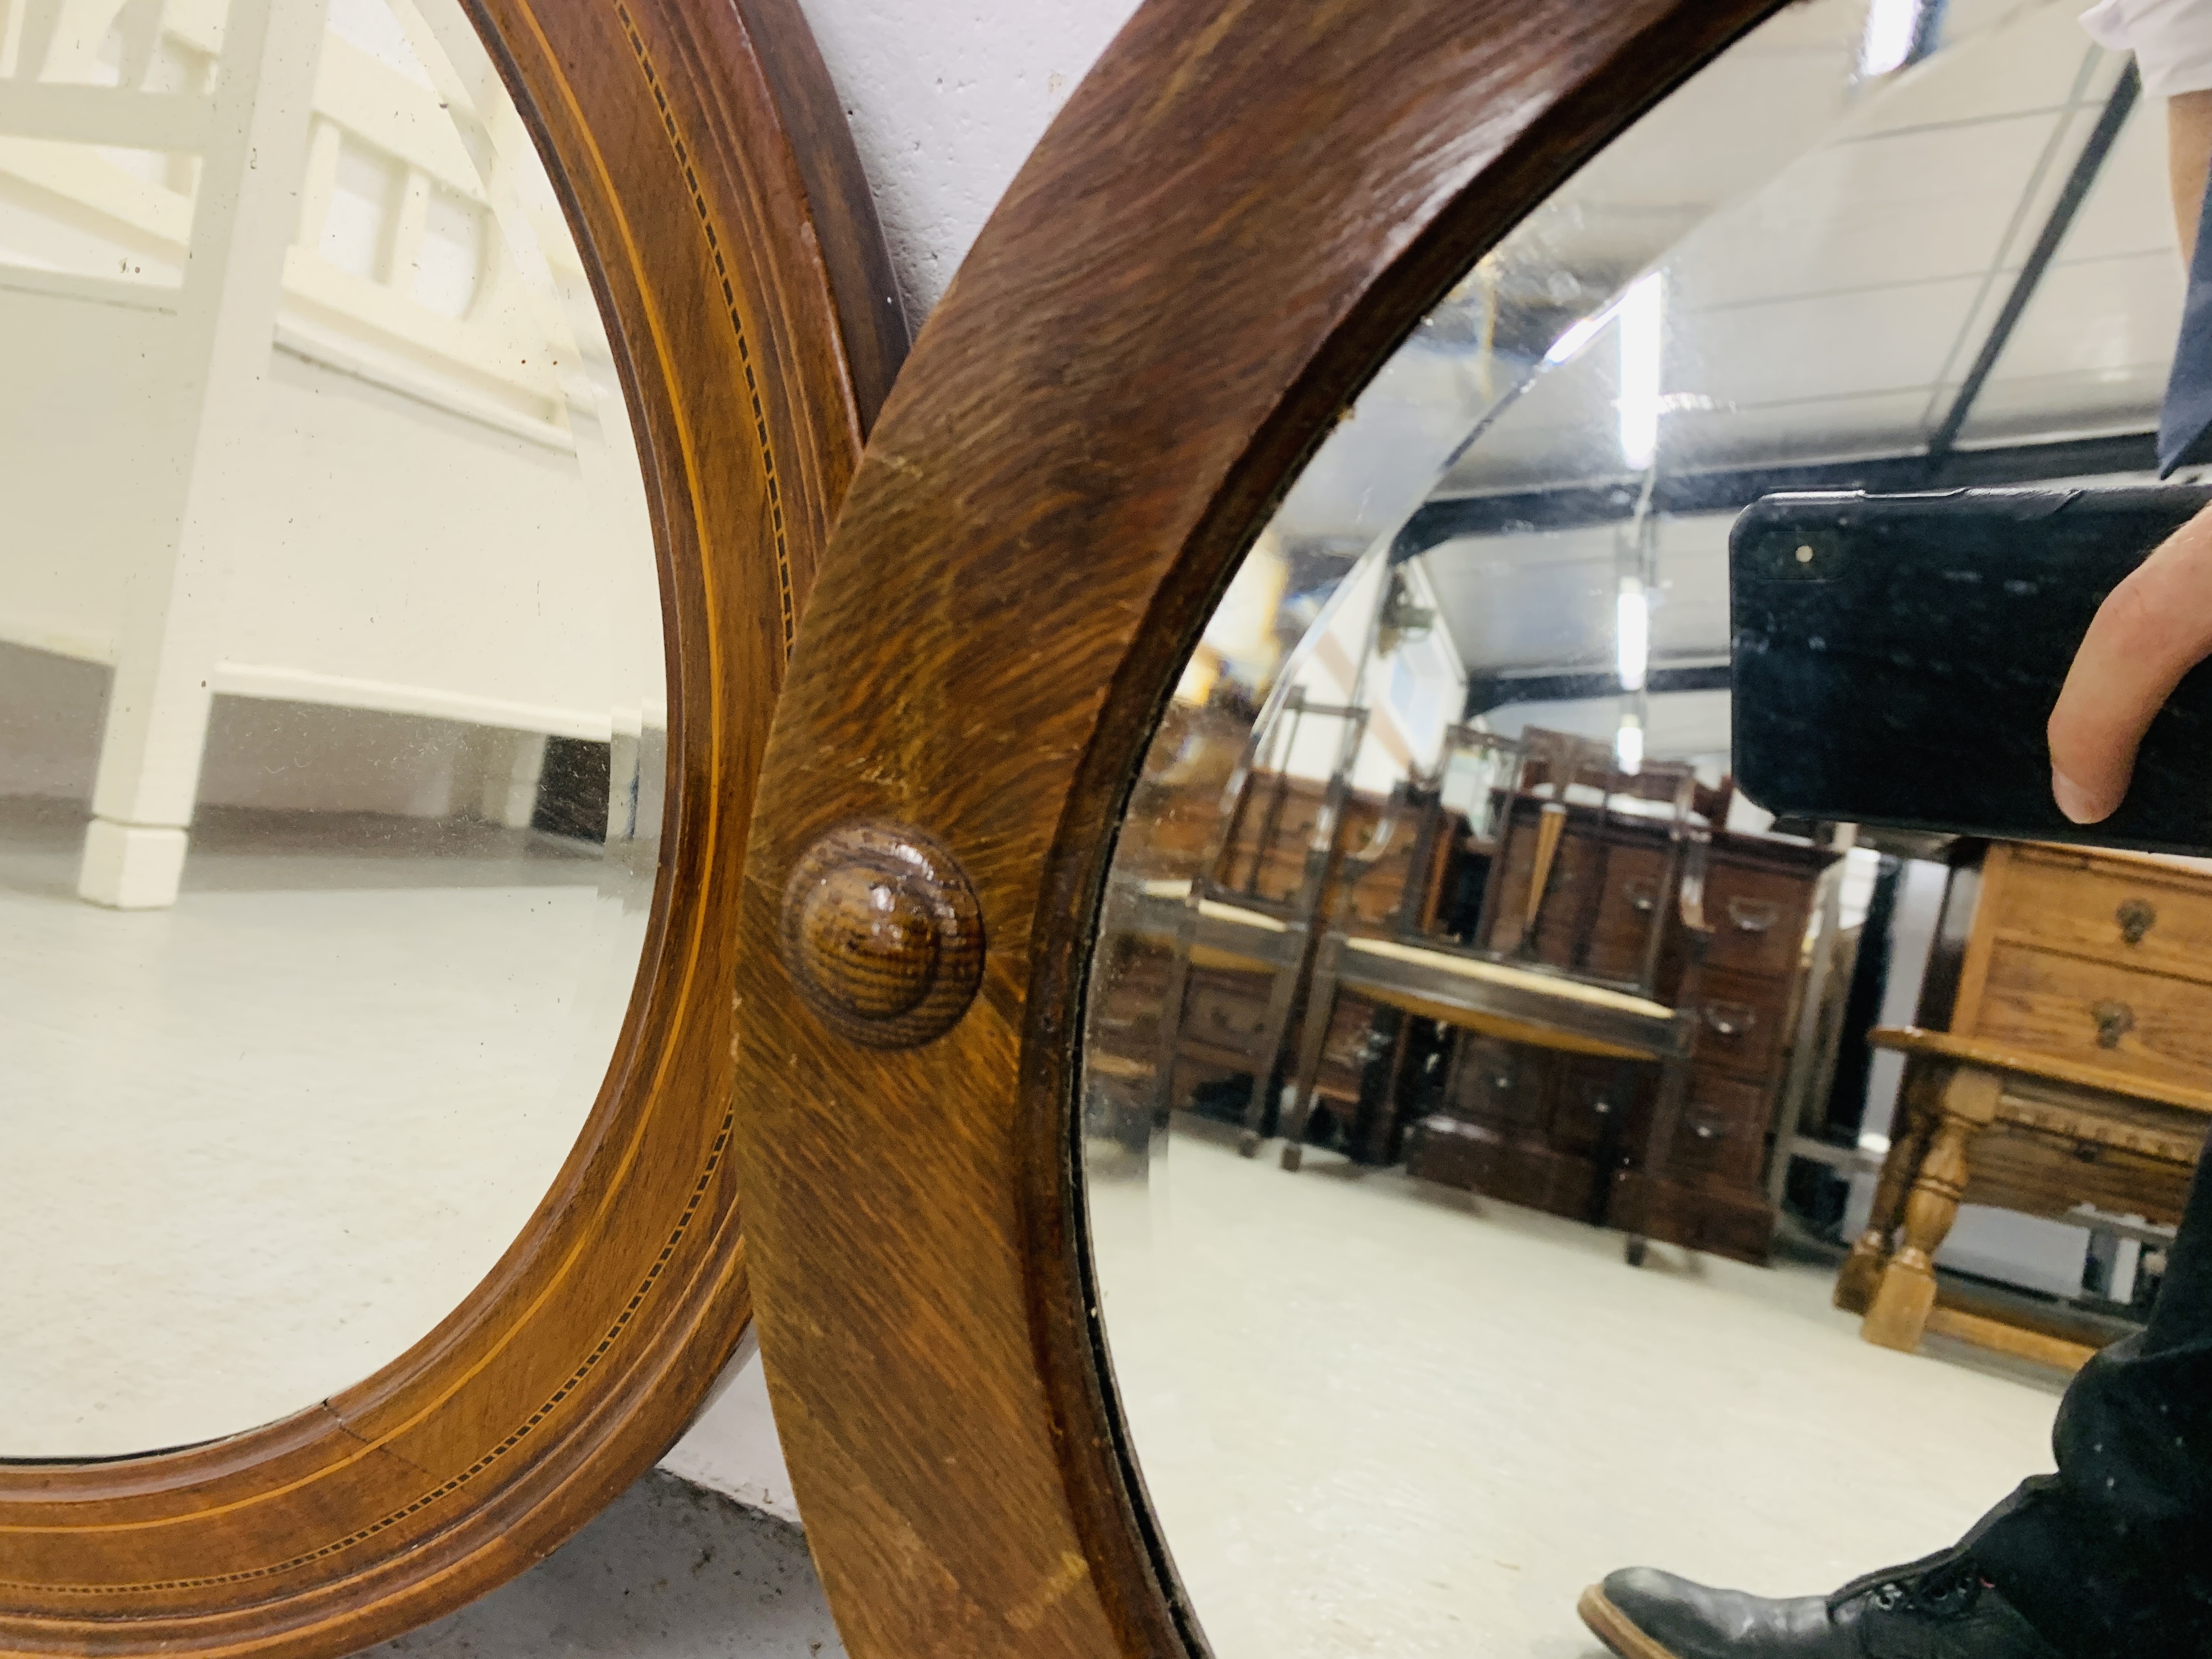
0;1;902;1654
732;2;1796;1656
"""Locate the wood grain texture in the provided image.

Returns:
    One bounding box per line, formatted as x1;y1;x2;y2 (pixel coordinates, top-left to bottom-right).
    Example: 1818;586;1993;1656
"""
1869;1024;2212;1116
1922;1307;2096;1375
0;0;901;1651
780;820;985;1047
729;3;1786;1656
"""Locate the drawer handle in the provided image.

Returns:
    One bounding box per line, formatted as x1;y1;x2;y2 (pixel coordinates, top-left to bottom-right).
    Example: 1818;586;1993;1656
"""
2091;1000;2135;1050
1703;1002;1758;1040
2118;899;2157;946
1627;881;1657;915
1688;1120;1722;1142
1726;896;1781;934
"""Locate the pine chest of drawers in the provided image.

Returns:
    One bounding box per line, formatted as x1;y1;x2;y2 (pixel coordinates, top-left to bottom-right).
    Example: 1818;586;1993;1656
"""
1841;840;2212;1356
1955;842;2212;1093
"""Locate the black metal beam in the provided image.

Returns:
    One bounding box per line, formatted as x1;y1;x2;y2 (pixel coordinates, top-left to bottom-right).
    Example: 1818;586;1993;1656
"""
1929;61;2140;455
1395;429;2158;547
1463;662;1732;719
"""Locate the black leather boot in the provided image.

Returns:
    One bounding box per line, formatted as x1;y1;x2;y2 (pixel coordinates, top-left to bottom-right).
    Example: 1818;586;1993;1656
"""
1578;1549;2067;1658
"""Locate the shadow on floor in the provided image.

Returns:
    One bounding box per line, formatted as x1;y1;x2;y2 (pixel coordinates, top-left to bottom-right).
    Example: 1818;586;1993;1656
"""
353;1472;846;1658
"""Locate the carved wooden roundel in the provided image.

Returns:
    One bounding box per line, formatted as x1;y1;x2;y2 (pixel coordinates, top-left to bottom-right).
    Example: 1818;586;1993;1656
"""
781;820;984;1048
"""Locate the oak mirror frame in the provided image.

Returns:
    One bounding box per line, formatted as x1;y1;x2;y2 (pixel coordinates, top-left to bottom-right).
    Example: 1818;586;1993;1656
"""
0;0;901;1652
732;2;1797;1657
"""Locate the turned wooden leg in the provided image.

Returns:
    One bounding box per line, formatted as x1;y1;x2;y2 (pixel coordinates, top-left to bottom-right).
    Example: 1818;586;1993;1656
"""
1835;1062;1940;1314
1863;1064;2000;1353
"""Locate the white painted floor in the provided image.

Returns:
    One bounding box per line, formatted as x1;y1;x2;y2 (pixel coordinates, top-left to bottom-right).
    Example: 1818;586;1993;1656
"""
0;799;648;1458
1088;1123;2068;1659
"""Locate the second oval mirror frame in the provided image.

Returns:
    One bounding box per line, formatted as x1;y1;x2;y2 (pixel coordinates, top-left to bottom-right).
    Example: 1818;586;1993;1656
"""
1;0;900;1650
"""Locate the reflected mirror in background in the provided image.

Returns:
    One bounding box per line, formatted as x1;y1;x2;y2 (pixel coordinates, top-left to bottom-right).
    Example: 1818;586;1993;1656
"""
0;0;662;1457
1083;3;2197;1654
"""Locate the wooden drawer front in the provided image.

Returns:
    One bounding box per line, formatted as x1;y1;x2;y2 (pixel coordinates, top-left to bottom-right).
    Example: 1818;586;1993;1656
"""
1690;967;1790;1081
1611;1170;1774;1266
1665;1073;1769;1189
1486;828;1606;970
1315;997;1389;1101
1973;944;2212;1093
1582;843;1670;984
1703;861;1810;979
1963;1116;2197;1229
1221;777;1325;902
1184;970;1271;1051
1341;796;1436;933
1409;1116;1601;1221
1548;1056;1646;1156
1337;853;1413;933
1990;850;2212;985
1446;1035;1551;1131
1221;844;1310;908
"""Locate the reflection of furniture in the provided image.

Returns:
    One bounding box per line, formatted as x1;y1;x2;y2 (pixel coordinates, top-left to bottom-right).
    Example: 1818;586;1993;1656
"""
1273;731;1516;1160
1841;841;2212;1356
1;0;655;907
1286;727;1735;1261
1349;729;1830;1263
3;0;903;1624
1144;691;1370;1150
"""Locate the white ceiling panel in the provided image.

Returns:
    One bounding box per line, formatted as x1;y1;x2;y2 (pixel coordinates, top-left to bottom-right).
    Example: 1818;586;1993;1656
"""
1668;112;2069;312
1954;250;2181;439
1497;0;1863;290
1662;390;1946;473
1421;513;1734;678
1955;360;2167;439
1486;690;1734;768
1853;0;2103;136
2055;100;2176;263
1678;275;1987;406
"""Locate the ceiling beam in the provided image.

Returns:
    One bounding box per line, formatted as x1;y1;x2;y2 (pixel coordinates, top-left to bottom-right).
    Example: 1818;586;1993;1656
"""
1397;428;2159;545
1464;661;1730;718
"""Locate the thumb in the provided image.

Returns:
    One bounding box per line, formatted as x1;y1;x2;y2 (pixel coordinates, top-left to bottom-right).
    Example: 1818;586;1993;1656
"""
2047;502;2212;823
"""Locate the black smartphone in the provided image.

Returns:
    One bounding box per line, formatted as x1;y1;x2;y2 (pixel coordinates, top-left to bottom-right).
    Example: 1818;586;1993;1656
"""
1729;483;2212;855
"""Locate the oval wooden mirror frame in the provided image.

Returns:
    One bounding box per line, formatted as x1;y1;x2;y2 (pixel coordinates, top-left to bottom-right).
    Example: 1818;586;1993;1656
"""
732;2;1797;1656
0;0;901;1652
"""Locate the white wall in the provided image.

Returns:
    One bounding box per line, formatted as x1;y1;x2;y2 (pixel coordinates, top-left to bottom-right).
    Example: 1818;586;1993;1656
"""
794;0;1142;325
657;0;1144;1522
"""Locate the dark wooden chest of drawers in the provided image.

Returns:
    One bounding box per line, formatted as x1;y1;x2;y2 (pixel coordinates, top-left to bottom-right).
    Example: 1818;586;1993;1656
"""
1407;818;1835;1263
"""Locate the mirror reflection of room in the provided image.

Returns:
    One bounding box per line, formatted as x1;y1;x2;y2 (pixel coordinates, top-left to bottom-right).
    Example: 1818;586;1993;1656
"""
0;0;662;1458
1082;3;2212;1656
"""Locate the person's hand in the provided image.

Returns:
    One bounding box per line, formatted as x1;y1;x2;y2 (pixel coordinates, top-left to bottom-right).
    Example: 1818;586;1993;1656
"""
2049;498;2212;822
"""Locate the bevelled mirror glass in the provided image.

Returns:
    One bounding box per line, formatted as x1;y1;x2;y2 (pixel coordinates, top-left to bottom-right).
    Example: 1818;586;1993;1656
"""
1082;3;2193;1654
0;0;662;1458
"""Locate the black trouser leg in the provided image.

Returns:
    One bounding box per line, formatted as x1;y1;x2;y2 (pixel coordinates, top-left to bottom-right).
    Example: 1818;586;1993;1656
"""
1971;1128;2212;1656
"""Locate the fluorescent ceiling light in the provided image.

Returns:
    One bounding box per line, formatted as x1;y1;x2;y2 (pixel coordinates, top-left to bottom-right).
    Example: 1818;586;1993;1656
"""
1543;311;1606;366
1617;272;1663;472
1615;713;1644;775
1860;0;1925;77
1616;577;1649;692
